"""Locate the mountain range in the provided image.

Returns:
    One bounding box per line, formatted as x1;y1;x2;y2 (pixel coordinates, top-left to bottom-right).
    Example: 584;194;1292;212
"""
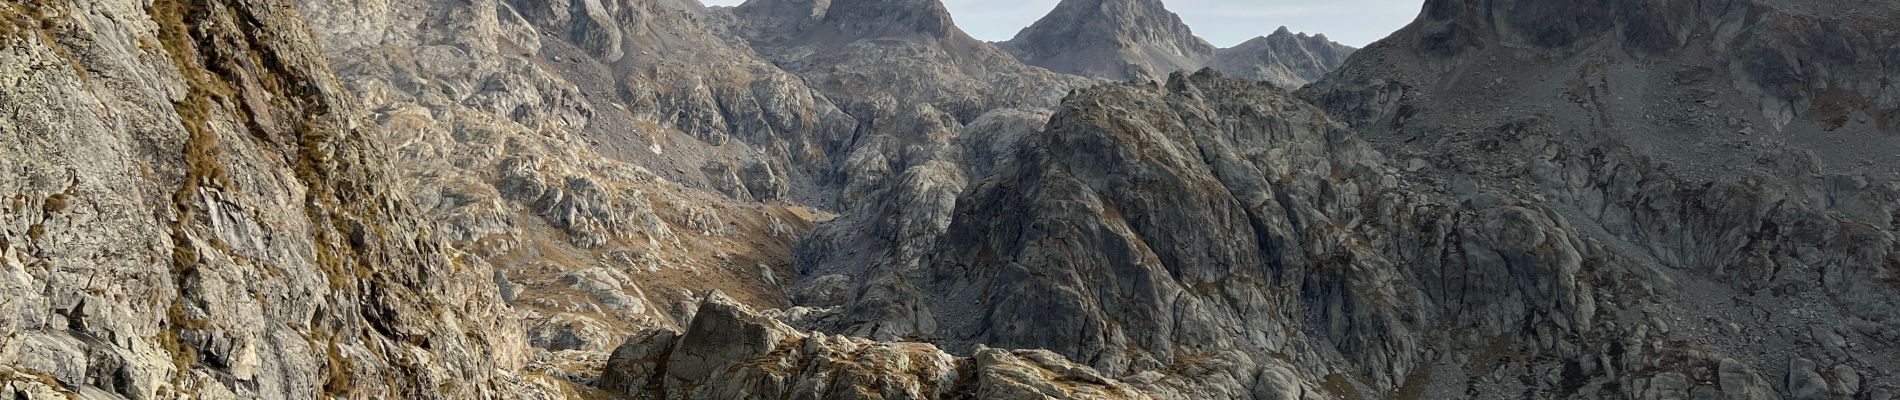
2;0;1895;399
1002;0;1355;87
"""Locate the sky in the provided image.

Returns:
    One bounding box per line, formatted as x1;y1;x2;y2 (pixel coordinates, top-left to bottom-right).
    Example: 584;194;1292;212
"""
700;0;1425;48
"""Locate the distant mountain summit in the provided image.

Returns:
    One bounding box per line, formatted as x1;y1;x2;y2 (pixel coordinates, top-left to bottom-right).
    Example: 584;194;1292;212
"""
1000;0;1216;82
727;0;961;43
1002;0;1356;88
1209;27;1358;88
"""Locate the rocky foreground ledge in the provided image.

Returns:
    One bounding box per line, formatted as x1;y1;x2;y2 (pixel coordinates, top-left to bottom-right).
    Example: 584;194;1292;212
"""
598;293;1151;399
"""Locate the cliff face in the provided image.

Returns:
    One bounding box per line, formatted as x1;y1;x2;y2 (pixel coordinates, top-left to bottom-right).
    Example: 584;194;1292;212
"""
1307;0;1899;142
717;0;1089;202
1296;0;1900;397
0;0;555;398
799;0;1900;397
848;71;1610;398
714;0;1102;347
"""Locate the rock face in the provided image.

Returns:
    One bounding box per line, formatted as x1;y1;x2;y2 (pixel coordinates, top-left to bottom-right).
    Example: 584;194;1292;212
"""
0;0;558;398
599;293;1149;399
724;0;1086;118
1000;0;1215;82
862;70;1621;398
813;38;1899;397
297;0;1149;394
1208;27;1357;88
1296;0;1900;397
290;0;849;385
506;0;863;181
718;0;1103;347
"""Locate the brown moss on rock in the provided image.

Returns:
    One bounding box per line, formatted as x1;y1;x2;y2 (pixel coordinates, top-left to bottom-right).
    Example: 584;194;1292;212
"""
0;1;83;77
321;338;356;397
0;366;80;400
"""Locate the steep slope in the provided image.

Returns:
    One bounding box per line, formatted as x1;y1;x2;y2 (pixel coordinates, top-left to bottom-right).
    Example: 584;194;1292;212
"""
501;0;862;192
299;0;1125;390
1208;27;1358;88
1000;0;1215;82
0;0;559;397
294;0;851;384
724;0;1086;117
828;56;1900;398
716;0;1101;343
866;71;1642;399
1298;0;1900;397
0;0;1191;397
1304;0;1900;166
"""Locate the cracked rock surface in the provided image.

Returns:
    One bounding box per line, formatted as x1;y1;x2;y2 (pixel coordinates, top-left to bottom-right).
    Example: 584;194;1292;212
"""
0;0;559;397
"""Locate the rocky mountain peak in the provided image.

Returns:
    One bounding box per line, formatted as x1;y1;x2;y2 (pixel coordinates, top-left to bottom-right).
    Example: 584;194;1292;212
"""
1208;26;1357;88
1000;0;1217;81
1266;25;1328;43
999;0;1355;88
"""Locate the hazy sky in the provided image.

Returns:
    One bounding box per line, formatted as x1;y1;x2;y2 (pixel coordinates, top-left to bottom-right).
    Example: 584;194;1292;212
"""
700;0;1425;47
